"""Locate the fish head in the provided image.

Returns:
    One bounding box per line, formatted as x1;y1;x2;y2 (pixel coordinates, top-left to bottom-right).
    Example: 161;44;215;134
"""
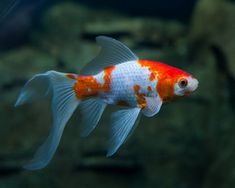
138;60;198;101
156;65;198;102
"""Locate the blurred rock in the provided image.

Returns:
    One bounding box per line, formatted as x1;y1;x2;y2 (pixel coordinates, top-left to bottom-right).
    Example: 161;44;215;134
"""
0;0;196;51
189;0;235;78
189;0;235;187
31;2;188;72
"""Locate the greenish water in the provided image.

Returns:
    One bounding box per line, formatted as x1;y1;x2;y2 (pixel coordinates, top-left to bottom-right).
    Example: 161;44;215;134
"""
0;0;235;187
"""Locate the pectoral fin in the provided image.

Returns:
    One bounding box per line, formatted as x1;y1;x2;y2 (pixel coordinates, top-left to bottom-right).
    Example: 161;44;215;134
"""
142;96;162;117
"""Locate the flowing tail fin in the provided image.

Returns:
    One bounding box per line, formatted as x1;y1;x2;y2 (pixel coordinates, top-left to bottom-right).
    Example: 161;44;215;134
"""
15;71;79;170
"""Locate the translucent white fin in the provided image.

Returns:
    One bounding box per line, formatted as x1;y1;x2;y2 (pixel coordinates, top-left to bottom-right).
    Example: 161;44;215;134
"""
15;73;51;106
107;108;141;157
17;71;79;170
79;98;107;137
81;36;138;75
142;96;162;117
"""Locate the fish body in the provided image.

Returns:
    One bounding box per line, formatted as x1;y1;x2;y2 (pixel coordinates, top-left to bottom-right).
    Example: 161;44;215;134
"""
69;60;195;108
15;36;198;170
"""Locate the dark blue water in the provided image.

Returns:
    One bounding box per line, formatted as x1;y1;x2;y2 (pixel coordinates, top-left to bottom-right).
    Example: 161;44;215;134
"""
0;0;197;50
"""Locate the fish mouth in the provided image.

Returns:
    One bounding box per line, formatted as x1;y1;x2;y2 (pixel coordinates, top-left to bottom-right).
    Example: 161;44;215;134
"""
187;77;199;92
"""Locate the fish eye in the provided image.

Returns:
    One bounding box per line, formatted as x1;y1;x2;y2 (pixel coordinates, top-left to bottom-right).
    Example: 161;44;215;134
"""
178;78;188;88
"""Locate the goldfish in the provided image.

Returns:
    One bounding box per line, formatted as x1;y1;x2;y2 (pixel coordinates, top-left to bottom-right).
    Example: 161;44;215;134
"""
15;36;198;170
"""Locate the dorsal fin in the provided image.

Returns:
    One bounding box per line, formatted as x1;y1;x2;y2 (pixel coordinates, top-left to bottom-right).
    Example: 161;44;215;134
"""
80;36;138;75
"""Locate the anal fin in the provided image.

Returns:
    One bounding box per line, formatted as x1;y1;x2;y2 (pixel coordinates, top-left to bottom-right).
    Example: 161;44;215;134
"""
79;98;107;137
107;108;141;157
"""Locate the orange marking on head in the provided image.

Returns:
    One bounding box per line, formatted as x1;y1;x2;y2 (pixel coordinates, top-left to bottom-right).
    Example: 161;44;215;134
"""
133;84;146;109
138;59;191;101
117;100;130;107
147;86;152;92
73;66;115;99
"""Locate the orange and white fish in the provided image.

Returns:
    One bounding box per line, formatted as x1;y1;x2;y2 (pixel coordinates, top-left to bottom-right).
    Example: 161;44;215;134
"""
15;36;198;170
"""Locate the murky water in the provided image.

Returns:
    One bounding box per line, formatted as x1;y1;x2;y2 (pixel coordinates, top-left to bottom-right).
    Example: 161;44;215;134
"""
0;0;235;187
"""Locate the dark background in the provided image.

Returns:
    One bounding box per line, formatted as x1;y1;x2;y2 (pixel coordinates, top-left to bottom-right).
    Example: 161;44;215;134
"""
0;0;235;187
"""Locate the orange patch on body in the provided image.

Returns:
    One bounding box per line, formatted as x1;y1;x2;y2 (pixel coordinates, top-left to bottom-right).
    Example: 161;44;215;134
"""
117;100;130;107
73;65;115;99
147;86;152;92
74;76;100;99
133;84;146;109
67;73;77;80
138;59;190;101
103;65;115;91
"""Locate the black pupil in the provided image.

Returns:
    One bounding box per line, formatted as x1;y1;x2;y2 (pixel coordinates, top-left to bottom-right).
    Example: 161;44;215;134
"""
180;80;187;87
